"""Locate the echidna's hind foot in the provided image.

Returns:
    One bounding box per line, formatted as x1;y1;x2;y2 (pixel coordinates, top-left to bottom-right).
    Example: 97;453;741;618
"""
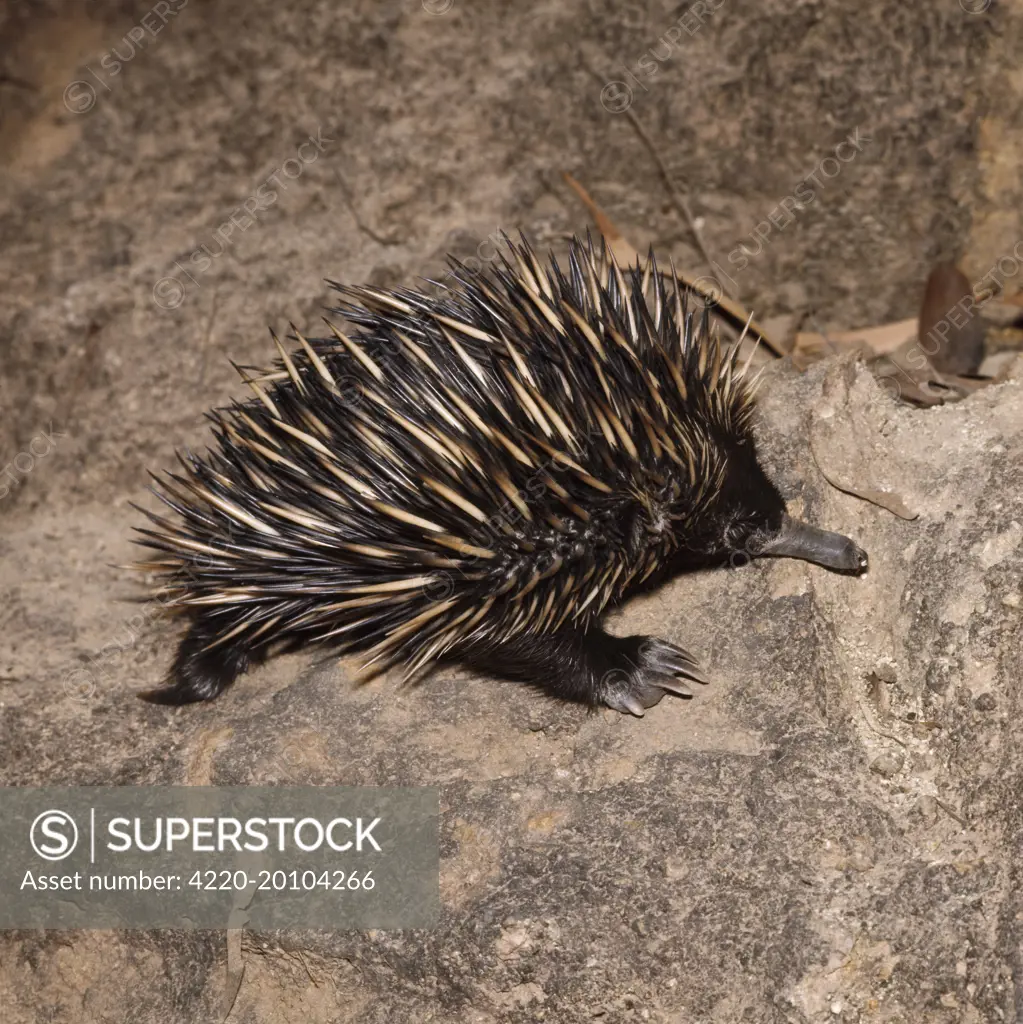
139;616;264;705
590;633;710;717
464;627;708;717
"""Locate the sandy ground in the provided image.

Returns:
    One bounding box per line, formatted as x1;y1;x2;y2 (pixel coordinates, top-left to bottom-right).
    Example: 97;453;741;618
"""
2;1;1023;1021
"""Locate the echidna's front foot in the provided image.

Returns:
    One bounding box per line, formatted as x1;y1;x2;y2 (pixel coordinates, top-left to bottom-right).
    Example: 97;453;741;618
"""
594;635;710;717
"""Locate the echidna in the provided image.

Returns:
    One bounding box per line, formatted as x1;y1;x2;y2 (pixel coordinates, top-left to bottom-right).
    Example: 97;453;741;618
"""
133;234;867;716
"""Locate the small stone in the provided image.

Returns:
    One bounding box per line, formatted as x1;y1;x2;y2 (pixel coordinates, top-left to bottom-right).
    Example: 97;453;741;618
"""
973;693;997;712
830;999;843;1014
366;263;405;290
926;661;954;693
870;751;904;778
846;851;874;872
873;661;897;684
664;858;688;880
507;982;545;1007
496;921;532;960
1003;592;1021;608
977;299;1023;326
526;711;548;732
917;795;938;823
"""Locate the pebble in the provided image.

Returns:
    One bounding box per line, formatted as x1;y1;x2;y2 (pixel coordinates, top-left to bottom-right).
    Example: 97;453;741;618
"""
873;661;898;684
973;693;997;712
870;751;904;778
926;661;954;693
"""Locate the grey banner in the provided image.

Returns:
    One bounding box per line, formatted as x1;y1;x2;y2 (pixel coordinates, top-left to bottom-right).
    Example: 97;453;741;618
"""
1;787;439;929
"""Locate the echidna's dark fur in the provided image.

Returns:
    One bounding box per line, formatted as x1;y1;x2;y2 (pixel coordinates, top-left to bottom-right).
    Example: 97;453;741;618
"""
133;234;867;715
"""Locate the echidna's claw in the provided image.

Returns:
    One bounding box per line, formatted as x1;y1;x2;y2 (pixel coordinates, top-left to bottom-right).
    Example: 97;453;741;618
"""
639;638;710;684
657;678;696;699
607;692;648;717
595;634;710;715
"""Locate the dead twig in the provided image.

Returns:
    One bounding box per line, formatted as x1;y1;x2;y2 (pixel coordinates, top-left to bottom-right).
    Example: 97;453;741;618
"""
223;926;246;1022
333;169;403;246
579;56;733;300
934;797;967;827
808;423;918;520
560;171;785;355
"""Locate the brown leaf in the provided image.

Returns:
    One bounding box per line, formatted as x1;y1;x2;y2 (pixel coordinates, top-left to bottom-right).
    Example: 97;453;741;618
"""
793;318;918;362
976;298;1023;327
917;263;985;375
869;341;951;406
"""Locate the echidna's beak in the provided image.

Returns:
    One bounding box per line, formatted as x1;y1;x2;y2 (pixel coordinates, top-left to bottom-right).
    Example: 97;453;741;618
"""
756;515;868;575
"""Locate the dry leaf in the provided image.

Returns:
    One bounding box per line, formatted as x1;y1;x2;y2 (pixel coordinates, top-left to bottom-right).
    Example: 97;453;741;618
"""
794;318;918;362
918;263;985;375
977;299;1023;326
869;341;951;406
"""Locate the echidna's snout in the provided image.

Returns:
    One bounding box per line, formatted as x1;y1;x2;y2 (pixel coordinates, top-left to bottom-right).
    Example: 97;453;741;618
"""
754;514;868;575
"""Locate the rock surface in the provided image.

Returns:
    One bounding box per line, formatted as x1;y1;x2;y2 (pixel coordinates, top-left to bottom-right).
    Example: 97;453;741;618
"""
2;2;1023;1022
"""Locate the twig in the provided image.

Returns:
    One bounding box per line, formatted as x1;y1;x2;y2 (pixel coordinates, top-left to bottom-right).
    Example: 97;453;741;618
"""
934;797;967;827
623;108;731;299
807;406;918;520
333;169;403;246
579;56;733;300
561;171;784;355
0;72;38;92
222;926;246;1022
856;701;907;750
